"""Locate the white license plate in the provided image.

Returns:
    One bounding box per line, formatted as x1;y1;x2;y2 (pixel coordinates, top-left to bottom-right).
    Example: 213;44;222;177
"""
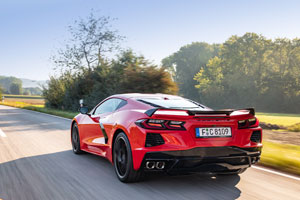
196;127;232;138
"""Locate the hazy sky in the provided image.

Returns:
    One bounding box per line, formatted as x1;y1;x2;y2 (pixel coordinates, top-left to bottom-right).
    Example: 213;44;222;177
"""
1;0;300;80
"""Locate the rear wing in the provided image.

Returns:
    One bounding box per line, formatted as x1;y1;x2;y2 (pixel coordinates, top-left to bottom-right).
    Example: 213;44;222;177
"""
145;107;255;117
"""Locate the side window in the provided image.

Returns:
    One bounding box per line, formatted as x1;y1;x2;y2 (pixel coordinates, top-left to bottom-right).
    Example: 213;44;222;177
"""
116;99;127;110
94;98;125;115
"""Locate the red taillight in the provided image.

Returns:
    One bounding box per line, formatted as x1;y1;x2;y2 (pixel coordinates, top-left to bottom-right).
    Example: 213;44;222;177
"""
238;117;259;129
135;119;185;130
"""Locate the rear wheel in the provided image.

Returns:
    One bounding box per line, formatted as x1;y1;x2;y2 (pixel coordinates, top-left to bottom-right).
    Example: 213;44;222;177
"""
71;123;83;154
113;132;144;182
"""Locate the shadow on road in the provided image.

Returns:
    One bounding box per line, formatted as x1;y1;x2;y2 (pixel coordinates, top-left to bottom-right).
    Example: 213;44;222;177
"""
0;150;241;200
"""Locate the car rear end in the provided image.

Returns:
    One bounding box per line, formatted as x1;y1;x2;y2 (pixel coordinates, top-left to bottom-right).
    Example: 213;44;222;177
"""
132;103;262;174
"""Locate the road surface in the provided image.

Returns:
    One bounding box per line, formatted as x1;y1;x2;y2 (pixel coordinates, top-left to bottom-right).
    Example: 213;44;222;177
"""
0;105;299;200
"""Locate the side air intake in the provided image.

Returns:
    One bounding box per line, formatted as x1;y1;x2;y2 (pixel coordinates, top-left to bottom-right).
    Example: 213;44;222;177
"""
145;133;165;147
250;130;261;143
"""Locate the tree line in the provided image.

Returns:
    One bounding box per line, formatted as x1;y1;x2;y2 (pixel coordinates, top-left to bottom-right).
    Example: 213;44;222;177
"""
0;76;23;95
44;12;300;113
163;33;300;113
0;76;43;95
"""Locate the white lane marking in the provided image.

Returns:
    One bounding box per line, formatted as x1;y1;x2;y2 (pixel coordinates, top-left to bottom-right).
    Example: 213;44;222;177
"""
253;166;300;181
0;128;7;137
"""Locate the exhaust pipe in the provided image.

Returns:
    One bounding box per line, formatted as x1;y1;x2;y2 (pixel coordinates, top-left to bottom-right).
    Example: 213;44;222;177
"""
146;161;155;169
156;161;165;170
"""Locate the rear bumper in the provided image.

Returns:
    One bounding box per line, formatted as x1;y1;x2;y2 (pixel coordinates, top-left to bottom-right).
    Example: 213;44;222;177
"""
141;146;262;174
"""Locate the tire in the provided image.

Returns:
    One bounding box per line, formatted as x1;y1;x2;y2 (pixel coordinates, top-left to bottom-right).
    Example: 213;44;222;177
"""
113;132;144;182
71;123;84;154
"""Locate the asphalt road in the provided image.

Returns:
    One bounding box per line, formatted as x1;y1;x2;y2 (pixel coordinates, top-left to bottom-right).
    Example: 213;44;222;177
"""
0;105;299;200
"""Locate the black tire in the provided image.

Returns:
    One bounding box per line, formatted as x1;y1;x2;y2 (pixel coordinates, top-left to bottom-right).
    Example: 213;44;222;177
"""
71;123;84;154
113;132;144;183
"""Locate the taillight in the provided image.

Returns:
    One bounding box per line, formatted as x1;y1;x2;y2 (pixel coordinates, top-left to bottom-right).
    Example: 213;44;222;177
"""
166;121;185;130
238;117;258;129
135;119;185;130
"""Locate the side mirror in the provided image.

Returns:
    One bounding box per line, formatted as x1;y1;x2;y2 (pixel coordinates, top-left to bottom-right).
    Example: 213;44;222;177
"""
79;106;89;115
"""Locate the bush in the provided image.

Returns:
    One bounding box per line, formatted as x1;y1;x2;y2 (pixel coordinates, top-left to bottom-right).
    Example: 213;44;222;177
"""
44;50;178;111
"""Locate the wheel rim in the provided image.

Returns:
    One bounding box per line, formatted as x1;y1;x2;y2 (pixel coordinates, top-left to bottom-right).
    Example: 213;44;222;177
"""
114;137;128;177
72;127;79;151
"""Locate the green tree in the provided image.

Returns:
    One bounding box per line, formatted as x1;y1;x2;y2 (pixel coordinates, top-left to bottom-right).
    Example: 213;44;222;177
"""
9;82;22;95
44;50;178;111
0;86;3;100
162;42;219;101
43;77;66;109
0;76;22;93
194;33;300;113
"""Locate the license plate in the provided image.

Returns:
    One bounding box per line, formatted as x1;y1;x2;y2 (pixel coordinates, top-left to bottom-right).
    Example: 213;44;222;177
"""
196;127;232;138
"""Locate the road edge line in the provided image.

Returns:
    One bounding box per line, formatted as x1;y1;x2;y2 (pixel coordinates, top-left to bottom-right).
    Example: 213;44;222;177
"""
0;128;7;137
252;166;300;181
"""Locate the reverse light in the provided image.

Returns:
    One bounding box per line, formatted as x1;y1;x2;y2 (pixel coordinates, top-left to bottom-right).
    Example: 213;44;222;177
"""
147;119;165;128
166;121;185;130
238;117;258;129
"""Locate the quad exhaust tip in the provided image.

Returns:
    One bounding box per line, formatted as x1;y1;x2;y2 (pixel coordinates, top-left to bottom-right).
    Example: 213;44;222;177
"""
146;161;155;169
145;161;165;170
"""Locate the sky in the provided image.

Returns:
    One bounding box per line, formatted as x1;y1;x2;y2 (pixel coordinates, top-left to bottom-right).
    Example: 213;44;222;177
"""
0;0;300;80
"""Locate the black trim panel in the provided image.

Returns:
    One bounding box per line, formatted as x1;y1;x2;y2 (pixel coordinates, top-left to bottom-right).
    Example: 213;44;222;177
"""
142;146;261;173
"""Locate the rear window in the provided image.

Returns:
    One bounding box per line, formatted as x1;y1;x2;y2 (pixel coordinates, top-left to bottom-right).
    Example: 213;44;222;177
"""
137;98;207;110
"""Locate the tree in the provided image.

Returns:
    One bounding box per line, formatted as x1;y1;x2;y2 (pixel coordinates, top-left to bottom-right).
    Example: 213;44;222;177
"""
162;42;219;101
0;86;3;100
44;50;178;111
43;77;66;109
113;50;178;95
194;33;300;113
0;76;22;93
52;12;123;73
9;82;22;95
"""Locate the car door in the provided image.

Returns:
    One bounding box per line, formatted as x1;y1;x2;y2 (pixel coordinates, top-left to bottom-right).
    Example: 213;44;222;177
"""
84;98;124;154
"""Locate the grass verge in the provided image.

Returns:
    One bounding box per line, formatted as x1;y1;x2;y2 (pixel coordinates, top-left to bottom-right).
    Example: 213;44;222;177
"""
0;101;78;119
287;123;300;132
260;141;300;176
256;112;300;127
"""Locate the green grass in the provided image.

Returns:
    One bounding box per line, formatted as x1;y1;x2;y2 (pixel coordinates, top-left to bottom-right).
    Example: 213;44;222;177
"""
256;112;300;127
0;101;78;119
287;123;300;132
260;141;300;175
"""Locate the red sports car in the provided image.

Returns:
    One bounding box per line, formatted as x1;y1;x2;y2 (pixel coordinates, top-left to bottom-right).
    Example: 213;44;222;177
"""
71;93;262;182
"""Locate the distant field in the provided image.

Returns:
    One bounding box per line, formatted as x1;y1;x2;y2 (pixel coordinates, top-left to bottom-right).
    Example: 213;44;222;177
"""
3;98;45;105
3;94;43;99
2;94;45;105
0;101;77;119
256;112;300;127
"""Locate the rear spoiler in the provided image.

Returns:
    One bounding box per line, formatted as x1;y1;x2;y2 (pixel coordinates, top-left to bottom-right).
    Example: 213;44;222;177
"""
145;107;255;117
